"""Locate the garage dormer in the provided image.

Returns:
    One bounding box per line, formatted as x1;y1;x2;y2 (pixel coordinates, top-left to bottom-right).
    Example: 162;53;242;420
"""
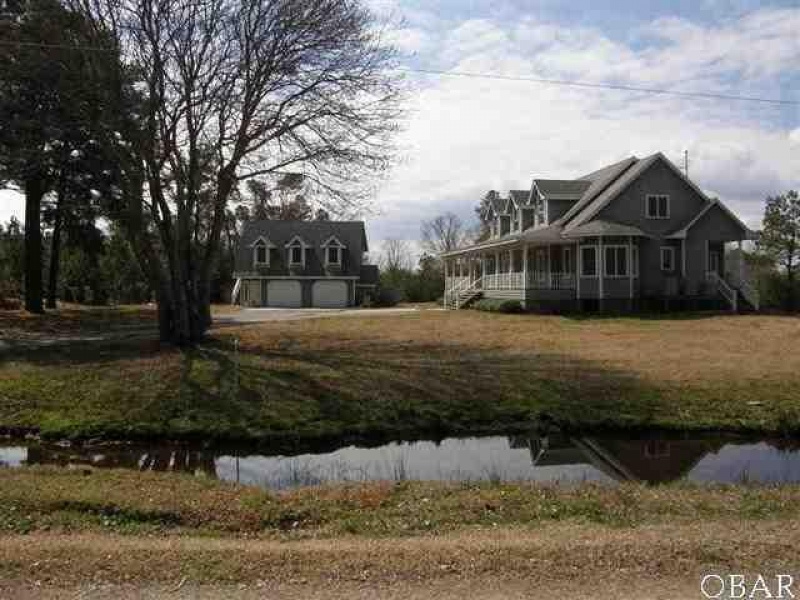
285;235;309;269
321;235;347;268
250;236;275;267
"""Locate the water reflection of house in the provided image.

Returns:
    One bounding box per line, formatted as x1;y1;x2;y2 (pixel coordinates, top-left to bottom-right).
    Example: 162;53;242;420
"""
24;443;218;478
510;434;725;484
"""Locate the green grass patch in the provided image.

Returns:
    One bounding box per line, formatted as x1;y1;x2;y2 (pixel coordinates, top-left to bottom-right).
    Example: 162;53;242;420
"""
2;467;800;537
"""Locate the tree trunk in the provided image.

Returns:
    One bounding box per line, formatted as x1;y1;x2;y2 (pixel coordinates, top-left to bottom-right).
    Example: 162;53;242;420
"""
23;177;45;313
46;180;66;309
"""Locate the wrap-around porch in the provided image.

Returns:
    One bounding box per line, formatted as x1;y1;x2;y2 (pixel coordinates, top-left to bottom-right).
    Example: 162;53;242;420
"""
443;236;642;310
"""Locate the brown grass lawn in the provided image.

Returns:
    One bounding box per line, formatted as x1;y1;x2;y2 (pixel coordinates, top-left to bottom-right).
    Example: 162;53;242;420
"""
1;308;800;440
1;468;800;592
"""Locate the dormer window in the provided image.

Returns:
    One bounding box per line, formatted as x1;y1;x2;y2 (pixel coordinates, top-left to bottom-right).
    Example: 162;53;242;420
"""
321;235;346;266
285;236;307;267
250;236;275;267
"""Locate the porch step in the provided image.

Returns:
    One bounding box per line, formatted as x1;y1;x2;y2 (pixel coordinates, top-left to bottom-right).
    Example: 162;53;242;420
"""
455;290;482;309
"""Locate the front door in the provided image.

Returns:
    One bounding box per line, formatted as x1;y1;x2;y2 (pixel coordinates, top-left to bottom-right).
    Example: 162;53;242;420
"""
708;250;720;275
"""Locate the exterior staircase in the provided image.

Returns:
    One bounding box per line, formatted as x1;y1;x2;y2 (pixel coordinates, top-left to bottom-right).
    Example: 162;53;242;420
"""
445;277;483;309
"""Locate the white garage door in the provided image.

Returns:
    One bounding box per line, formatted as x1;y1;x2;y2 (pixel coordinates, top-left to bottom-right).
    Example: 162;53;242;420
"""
268;280;302;307
312;280;348;308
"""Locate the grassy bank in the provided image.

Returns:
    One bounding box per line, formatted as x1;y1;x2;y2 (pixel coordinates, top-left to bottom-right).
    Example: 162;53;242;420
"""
1;309;800;440
2;467;800;537
2;468;800;591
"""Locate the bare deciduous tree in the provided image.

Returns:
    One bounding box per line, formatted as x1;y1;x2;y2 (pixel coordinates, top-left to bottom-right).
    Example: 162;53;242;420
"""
74;0;402;344
420;212;468;254
379;238;412;272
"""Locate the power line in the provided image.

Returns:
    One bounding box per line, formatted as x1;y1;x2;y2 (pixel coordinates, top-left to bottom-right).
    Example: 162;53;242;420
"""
397;67;799;106
0;38;796;106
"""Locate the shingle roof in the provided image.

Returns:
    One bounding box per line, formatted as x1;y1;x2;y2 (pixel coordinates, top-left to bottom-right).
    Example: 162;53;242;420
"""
556;157;638;225
561;220;650;238
490;196;507;214
509;189;531;205
236;220;368;273
563;155;659;231
533;179;591;199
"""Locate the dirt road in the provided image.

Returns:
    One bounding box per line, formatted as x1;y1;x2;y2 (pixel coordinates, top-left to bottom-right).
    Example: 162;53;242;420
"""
2;520;798;599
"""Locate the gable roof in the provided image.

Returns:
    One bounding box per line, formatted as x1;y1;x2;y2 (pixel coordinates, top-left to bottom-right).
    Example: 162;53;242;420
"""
509;189;531;206
533;179;591;200
666;199;754;239
563;154;661;231
556;156;638;225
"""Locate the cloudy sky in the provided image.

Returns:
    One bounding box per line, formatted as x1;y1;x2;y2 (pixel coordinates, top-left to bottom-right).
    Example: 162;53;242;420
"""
2;0;798;255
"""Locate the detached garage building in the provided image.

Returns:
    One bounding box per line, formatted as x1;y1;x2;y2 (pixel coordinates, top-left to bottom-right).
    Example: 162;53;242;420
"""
233;220;378;308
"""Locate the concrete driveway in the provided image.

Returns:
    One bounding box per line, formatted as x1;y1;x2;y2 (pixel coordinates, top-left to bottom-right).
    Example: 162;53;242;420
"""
215;306;431;324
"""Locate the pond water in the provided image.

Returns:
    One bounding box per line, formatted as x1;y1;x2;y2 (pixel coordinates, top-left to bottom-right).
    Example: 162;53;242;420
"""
2;432;800;489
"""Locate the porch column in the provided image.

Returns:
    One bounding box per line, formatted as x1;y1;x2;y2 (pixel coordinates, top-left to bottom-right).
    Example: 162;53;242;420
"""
628;236;634;300
508;249;514;273
522;244;529;289
547;244;552;289
481;253;486;281
495;251;500;275
738;240;745;286
575;242;581;300
598;236;604;301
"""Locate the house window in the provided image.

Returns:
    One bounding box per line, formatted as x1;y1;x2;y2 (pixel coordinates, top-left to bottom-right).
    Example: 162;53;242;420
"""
605;246;628;277
646;194;670;219
632;246;639;277
660;246;675;271
563;247;572;274
580;246;597;277
326;246;340;265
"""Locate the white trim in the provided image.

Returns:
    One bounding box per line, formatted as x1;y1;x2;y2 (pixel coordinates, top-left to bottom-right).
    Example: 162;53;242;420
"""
284;235;309;248
660;246;676;272
252;238;271;267
603;244;629;278
248;235;275;248
645;194;670;219
286;236;307;267
598;237;604;299
321;235;347;249
580;244;598;278
628;236;634;300
324;245;342;266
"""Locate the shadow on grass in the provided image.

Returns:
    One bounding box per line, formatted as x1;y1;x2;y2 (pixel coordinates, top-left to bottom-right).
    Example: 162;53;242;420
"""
3;326;669;442
178;335;666;442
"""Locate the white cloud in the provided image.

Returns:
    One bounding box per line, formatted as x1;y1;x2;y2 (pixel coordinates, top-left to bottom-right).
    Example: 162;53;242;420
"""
367;6;799;240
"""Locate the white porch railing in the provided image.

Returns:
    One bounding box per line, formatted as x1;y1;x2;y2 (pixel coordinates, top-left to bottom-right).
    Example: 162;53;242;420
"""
449;272;577;291
483;272;523;290
707;271;738;312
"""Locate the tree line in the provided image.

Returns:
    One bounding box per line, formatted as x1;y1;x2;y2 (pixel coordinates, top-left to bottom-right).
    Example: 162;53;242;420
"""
1;0;402;344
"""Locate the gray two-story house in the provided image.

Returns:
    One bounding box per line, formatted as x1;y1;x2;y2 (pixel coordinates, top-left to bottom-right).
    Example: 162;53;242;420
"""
233;220;378;308
443;152;758;311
